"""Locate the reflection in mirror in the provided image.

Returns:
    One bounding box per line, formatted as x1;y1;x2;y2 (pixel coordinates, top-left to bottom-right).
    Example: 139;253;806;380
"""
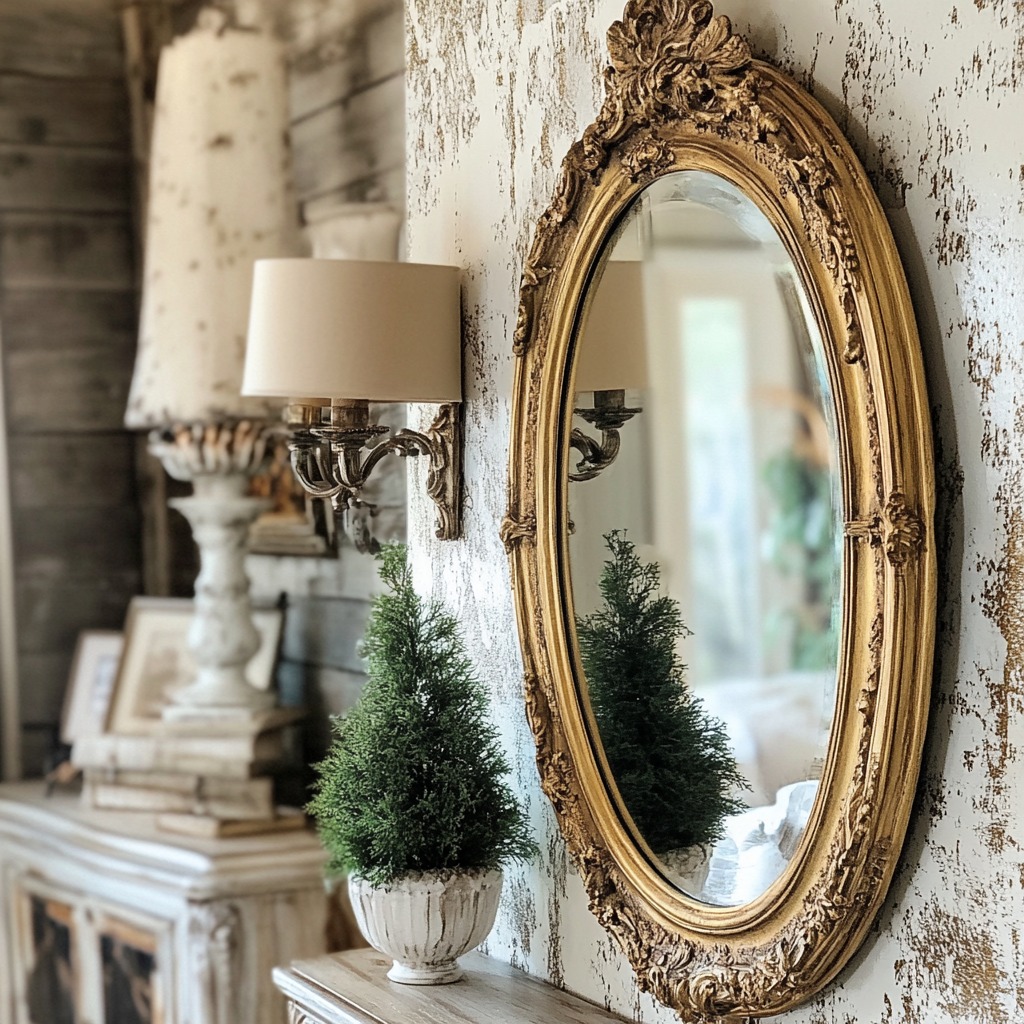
569;170;841;908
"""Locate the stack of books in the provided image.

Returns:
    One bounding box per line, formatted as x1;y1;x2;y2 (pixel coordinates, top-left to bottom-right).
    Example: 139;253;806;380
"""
72;708;306;837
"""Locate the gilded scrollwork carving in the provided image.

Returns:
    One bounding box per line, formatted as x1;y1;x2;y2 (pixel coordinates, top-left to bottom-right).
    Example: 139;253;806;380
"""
882;492;926;568
500;511;538;550
505;0;934;1018
621;131;675;181
513;258;555;356
846;491;926;571
603;0;753;125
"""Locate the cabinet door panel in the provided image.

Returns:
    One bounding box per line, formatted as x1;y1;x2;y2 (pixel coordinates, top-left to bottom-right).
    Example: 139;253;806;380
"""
8;876;83;1024
95;910;171;1024
4;868;177;1024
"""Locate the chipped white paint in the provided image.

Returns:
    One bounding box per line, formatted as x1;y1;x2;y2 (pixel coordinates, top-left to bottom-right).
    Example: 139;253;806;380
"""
405;0;1024;1020
348;869;503;984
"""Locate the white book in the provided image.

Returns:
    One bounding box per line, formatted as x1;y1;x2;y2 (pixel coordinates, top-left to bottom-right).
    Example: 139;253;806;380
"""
72;730;285;778
84;775;275;820
156;808;307;839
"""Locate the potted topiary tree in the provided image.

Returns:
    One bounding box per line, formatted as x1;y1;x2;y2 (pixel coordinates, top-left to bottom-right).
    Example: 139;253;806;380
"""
577;532;747;880
307;543;535;985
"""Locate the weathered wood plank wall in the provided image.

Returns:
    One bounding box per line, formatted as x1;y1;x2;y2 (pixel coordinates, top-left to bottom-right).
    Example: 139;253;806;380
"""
0;0;143;776
0;0;405;778
267;0;404;214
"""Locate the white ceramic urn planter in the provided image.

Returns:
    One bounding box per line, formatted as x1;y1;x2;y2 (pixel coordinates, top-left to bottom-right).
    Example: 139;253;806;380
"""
348;868;503;984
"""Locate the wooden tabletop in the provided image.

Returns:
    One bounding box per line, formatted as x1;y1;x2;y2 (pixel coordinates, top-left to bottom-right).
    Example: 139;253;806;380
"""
274;947;632;1024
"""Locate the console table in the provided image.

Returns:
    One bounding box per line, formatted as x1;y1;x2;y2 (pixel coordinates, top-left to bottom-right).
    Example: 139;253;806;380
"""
273;947;631;1024
0;782;330;1024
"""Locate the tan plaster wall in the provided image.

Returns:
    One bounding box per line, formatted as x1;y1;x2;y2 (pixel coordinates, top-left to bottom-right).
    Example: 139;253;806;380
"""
405;0;1024;1019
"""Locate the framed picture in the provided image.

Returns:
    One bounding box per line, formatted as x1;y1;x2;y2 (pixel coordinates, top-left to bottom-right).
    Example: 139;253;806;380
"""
107;598;283;736
60;631;124;745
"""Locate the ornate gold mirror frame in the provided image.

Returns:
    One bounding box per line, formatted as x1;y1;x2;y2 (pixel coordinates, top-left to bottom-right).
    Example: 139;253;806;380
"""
503;1;935;1018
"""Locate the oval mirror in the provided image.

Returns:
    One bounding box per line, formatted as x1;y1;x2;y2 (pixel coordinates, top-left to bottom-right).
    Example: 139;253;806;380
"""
569;170;840;908
504;1;935;1018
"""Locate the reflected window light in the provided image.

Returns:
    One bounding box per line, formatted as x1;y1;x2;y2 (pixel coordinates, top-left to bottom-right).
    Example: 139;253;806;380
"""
680;297;761;682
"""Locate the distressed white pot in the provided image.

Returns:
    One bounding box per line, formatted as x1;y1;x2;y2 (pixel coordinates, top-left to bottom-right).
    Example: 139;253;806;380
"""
348;868;502;984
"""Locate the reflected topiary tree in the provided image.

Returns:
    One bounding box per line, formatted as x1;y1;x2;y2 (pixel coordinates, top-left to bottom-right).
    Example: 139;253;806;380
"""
577;531;747;854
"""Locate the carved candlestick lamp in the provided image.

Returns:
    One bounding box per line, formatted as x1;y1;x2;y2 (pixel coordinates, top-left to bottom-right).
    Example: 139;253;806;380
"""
125;14;304;716
242;258;463;543
571;261;648;481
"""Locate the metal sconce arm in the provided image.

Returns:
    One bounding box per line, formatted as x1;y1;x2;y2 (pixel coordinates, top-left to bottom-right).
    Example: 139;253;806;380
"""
569;389;641;482
285;399;462;546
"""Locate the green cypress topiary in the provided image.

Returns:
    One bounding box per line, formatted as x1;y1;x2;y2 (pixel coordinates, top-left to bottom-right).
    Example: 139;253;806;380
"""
577;531;747;854
307;543;535;886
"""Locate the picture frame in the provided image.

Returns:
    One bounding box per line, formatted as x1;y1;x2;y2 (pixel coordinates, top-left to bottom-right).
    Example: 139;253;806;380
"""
107;598;283;736
60;630;124;746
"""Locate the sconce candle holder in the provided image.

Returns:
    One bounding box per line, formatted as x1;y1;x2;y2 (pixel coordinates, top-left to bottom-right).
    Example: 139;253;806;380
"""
284;399;462;543
570;389;642;482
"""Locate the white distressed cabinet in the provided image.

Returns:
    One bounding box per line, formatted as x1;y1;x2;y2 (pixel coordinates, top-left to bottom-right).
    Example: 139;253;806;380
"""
273;947;632;1024
0;783;329;1024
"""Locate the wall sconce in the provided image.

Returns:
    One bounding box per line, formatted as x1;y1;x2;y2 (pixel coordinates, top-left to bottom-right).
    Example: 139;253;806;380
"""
571;261;647;482
243;258;463;549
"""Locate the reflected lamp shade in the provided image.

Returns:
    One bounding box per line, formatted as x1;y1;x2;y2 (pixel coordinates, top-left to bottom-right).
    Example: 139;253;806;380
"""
243;259;462;403
125;21;305;430
576;261;648;393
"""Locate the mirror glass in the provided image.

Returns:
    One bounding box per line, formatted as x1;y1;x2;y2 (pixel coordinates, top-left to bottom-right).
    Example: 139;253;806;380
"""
568;170;841;907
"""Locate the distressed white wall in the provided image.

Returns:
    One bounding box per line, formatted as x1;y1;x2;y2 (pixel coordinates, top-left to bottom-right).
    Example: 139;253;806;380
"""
405;0;1024;1020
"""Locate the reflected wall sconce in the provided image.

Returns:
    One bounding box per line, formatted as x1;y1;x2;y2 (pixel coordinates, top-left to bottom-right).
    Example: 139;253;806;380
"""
243;258;464;548
571;261;647;482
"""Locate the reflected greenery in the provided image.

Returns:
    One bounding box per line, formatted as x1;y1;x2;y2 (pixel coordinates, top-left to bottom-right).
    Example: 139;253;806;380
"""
577;533;747;854
761;451;838;671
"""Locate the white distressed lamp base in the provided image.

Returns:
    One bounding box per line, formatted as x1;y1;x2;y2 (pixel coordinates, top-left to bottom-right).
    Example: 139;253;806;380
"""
146;421;280;717
166;476;274;715
164;678;276;715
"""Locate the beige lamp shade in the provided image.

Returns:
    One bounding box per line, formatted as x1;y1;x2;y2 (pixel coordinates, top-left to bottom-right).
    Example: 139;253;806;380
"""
576;260;648;393
125;20;305;430
243;259;462;403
